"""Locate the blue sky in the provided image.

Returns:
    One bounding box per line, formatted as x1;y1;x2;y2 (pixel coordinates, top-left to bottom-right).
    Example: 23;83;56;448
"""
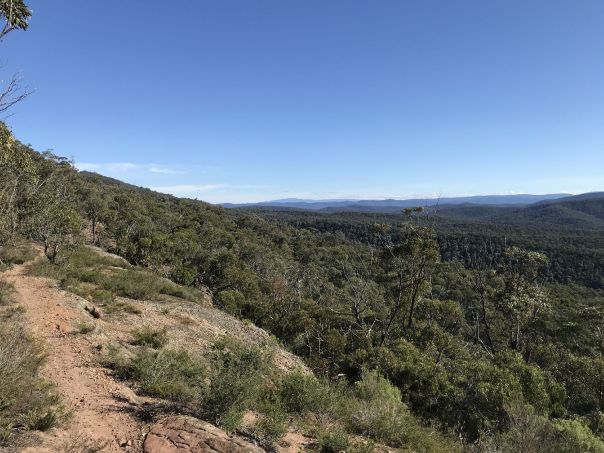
2;0;603;203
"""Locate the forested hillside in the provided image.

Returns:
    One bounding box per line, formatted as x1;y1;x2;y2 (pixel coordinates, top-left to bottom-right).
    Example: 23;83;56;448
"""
3;124;604;451
250;195;604;289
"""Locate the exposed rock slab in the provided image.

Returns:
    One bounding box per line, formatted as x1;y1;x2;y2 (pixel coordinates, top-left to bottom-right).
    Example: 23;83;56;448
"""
144;416;265;453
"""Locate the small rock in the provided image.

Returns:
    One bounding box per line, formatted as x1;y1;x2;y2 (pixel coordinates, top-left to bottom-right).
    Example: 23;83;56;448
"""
113;387;140;406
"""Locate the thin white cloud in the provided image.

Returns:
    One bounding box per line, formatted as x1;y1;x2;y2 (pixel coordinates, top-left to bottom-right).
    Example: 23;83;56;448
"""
76;162;189;175
76;162;138;172
149;167;187;175
151;184;228;195
150;184;273;202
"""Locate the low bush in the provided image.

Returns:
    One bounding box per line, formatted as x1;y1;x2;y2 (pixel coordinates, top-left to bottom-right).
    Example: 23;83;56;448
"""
317;427;350;453
22;407;61;431
106;337;280;436
554;418;604;452
279;369;333;415
131;327;168;349
102;267;200;301
107;346;206;403
30;246;202;304
200;337;273;432
343;370;459;451
344;370;409;444
475;403;604;453
104;299;141;315
60;278;135;316
254;397;288;445
74;321;95;334
0;242;37;267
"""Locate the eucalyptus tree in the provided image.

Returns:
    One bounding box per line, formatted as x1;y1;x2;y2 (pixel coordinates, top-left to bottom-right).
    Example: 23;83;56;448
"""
0;124;36;244
497;247;550;358
24;153;84;263
379;224;440;345
0;0;32;244
0;0;32;111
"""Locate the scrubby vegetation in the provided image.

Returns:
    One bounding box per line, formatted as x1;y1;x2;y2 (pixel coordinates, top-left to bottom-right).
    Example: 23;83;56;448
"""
0;279;62;445
28;246;202;315
107;346;206;404
106;336;459;451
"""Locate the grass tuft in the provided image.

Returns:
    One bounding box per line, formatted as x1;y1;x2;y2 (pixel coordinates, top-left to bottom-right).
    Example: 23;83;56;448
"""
0;324;62;445
74;321;95;335
131;327;168;349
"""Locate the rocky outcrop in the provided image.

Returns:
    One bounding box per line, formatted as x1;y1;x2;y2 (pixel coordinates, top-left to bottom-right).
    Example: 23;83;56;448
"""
143;416;266;453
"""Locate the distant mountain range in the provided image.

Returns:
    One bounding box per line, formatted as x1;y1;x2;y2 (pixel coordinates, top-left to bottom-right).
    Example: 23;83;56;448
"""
419;191;600;225
224;192;604;232
222;193;570;212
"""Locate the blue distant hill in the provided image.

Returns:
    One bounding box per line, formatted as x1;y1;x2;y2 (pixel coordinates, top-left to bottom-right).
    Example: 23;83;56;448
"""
221;193;570;212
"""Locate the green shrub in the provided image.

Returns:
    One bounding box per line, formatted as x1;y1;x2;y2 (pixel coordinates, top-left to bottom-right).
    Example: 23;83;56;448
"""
553;418;604;453
317;427;350;453
216;289;246;314
74;321;95;335
345;370;407;443
254;389;288;445
255;403;288;445
106;337;278;435
62;247;130;270
131;327;168;349
104;299;141;315
495;351;564;416
479;404;604;453
100;267;200;301
107;346;206;403
60;278;138;316
341;370;461;452
279;369;332;415
102;269;160;300
170;264;197;286
200;338;272;431
353;369;402;403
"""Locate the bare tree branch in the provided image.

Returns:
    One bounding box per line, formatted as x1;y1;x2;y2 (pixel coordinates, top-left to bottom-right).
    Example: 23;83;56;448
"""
0;72;32;113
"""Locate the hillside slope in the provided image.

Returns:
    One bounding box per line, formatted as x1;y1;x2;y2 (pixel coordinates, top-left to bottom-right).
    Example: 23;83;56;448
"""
3;247;304;452
468;193;604;230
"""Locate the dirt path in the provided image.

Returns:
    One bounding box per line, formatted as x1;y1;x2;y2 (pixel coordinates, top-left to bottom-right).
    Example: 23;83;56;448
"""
1;250;311;452
3;263;146;452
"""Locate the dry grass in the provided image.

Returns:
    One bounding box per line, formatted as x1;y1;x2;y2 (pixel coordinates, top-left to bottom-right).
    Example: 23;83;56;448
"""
0;324;62;445
0;242;37;269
